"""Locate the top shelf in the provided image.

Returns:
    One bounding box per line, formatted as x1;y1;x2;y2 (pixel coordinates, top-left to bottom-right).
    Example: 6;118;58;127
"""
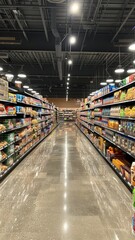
9;87;51;106
92;80;135;101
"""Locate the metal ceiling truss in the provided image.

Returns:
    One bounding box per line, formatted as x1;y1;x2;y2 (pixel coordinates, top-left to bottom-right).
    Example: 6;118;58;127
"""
0;0;135;97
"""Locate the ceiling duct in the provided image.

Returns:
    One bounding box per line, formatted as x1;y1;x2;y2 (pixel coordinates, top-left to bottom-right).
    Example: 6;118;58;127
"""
47;0;65;3
51;8;62;80
0;52;8;58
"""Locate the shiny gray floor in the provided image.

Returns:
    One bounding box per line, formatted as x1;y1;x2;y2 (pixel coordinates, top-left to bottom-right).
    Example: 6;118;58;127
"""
0;123;133;240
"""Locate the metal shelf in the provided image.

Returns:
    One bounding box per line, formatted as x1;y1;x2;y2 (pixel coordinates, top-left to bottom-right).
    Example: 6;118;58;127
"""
17;100;51;110
0;124;30;135
0;114;16;118
0;118;51;136
94;130;135;159
0;124;59;181
78;118;94;125
101;115;135;120
80;108;91;112
93;80;135;101
94;122;135;140
93;98;135;108
0;99;17;105
76;124;133;192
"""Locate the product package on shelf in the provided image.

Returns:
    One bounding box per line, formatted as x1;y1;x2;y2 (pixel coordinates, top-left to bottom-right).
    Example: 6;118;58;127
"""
0;86;57;179
77;74;135;191
0;77;8;100
8;93;16;103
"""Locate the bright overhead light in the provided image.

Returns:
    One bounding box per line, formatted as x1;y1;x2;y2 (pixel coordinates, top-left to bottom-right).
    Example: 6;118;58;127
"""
69;2;80;15
114;65;124;74
6;73;14;78
67;86;69;89
68;74;70;77
32;90;36;93
133;60;135;64
0;67;3;71
67;78;70;81
18;73;27;78
129;42;135;51
15;80;22;84
106;77;114;83
67;82;69;85
28;88;33;91
115;79;121;83
69;36;76;45
68;59;73;65
127;68;135;74
100;82;107;86
23;85;29;89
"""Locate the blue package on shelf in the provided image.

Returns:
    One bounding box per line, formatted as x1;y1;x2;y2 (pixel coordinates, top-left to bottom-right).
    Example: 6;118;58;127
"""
16;94;24;102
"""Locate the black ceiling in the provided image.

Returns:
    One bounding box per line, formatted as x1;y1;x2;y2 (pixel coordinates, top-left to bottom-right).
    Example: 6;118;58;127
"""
0;0;135;98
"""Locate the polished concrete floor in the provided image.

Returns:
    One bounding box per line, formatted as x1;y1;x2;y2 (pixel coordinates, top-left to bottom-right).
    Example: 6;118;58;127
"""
0;123;133;240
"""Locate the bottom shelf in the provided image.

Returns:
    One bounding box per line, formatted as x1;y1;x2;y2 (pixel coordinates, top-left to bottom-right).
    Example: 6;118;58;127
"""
0;123;59;181
76;123;133;192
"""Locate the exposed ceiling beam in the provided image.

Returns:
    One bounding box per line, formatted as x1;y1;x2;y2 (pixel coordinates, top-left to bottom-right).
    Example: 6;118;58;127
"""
38;0;48;41
32;52;43;70
14;13;28;41
50;52;55;70
111;3;135;42
0;4;65;8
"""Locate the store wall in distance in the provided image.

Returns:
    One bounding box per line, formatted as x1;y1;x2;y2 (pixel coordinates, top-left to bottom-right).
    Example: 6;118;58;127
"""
48;98;80;108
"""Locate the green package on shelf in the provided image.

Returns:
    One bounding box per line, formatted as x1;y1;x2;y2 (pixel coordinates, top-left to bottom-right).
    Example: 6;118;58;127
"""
133;188;135;210
4;132;15;143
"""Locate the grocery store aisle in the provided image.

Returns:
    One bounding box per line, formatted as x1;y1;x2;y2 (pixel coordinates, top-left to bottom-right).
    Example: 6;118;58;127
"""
0;123;133;240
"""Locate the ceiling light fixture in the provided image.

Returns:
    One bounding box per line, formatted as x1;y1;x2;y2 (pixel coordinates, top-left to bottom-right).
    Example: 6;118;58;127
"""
129;42;135;51
115;65;124;74
115;47;124;74
67;86;69;89
115;79;121;83
106;77;114;83
69;36;76;45
68;59;73;65
100;82;107;86
6;73;14;78
18;73;27;78
67;78;70;81
127;68;135;74
15;80;22;84
32;90;36;93
0;67;3;71
28;88;33;91
68;74;70;77
23;85;29;89
69;2;80;15
67;82;69;85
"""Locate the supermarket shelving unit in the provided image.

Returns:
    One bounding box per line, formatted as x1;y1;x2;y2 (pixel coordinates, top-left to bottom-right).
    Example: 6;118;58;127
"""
0;85;58;180
76;79;135;192
58;111;64;122
63;110;76;121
